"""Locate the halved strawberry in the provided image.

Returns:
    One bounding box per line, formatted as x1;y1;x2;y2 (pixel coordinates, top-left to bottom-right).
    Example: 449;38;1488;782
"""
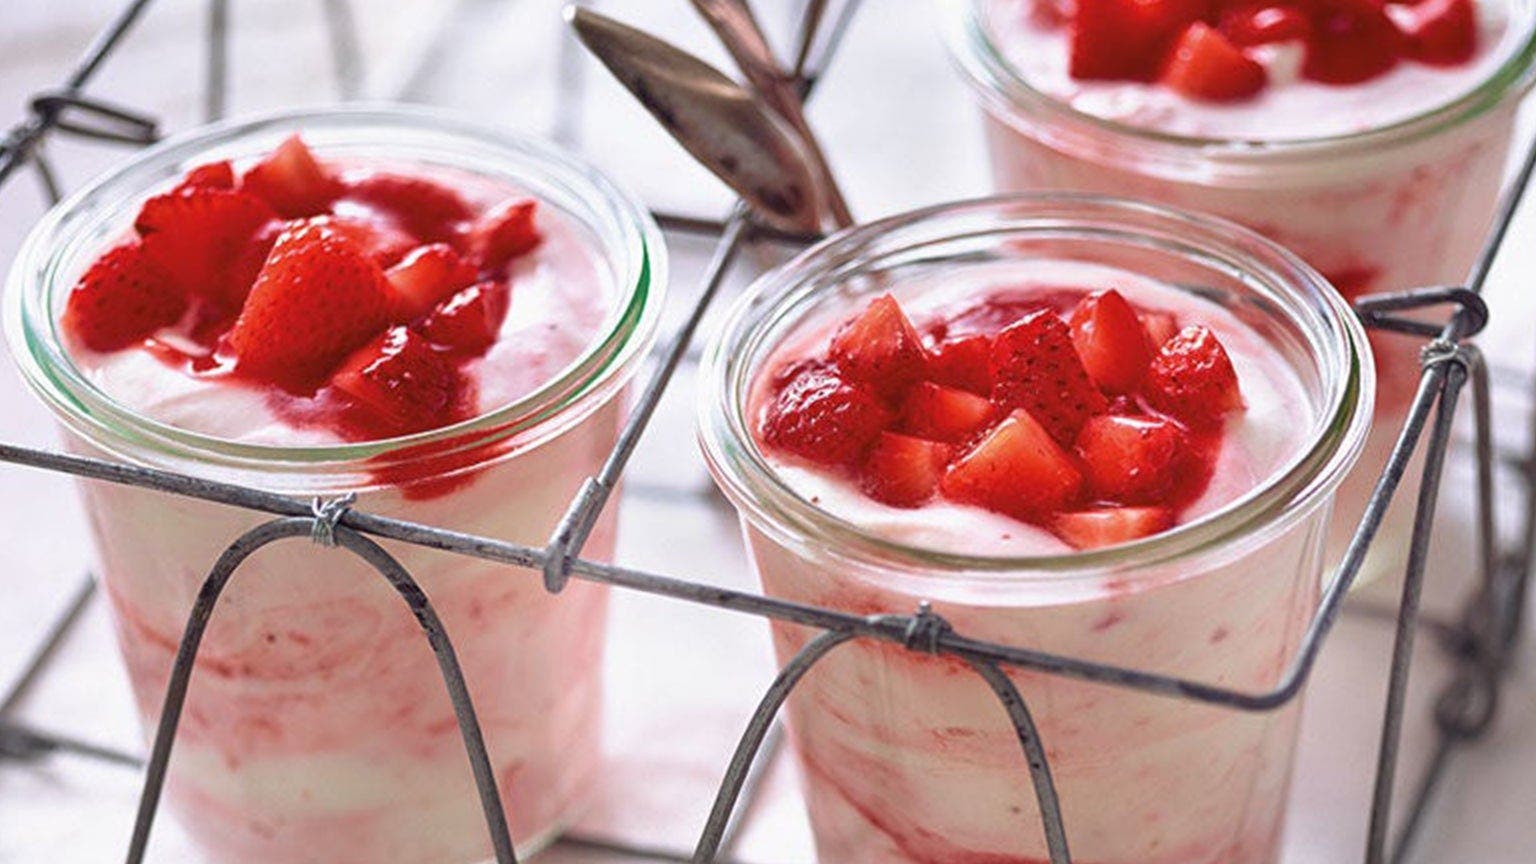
385;244;479;320
1075;414;1190;504
239;134;340;218
297;215;416;268
1162;23;1268;102
900;381;995;444
940;409;1084;521
1141;310;1180;347
331;326;462;434
1071;0;1208;81
135;187;277;305
226;222;391;390
990;310;1108;444
1303;2;1404;84
62;241;187;352
1218;5;1311;47
1053;506;1174;549
1397;0;1476;66
760;362;894;468
339;172;475;244
1068;289;1154;394
829;294;928;400
1144;325;1244;426
927;334;994;394
173;160;235;193
465;198;542;271
860;432;953;508
421;282;510;354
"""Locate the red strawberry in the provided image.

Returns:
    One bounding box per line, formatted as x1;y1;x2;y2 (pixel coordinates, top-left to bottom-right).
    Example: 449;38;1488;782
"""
829;294;929;399
240;134;340;218
1144;325;1244;426
1068;289;1154;394
331;326;462;434
1053;506;1174;549
990;310;1108;444
62;241;187;352
760;362;894;468
1141;310;1180;347
1304;1;1404;84
385;244;479;319
860;432;952;507
226;222;391;390
298;215;416;268
1398;0;1476;65
215;218;285;313
173;160;235;193
1075;414;1190;504
135;187;277;306
421;282;509;354
465;198;542;270
340;172;475;244
927;334;994;394
900;381;995;444
1219;5;1312;46
1162;23;1268;102
941;409;1084;521
1071;0;1208;81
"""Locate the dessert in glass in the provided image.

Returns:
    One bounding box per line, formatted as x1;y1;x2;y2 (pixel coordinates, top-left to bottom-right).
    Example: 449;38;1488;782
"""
944;0;1536;576
699;197;1371;863
5;107;665;863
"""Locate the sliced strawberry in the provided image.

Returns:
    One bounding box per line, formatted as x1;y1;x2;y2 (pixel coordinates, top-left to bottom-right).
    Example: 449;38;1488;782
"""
1068;289;1154;394
1140;310;1180;347
297;215;416;268
1397;0;1476;65
941;409;1084;521
214;218;284;313
760;362;894;468
421;282;510;355
62;241;187;352
135;187;276;305
226;222;391;390
1303;2;1404;84
927;334;994;394
990;310;1108;444
1144;325;1245;426
1218;5;1312;47
1075;414;1190;504
173;160;235;193
239;134;340;218
1071;0;1208;81
340;172;475;244
829;294;929;400
465;198;542;271
900;382;995;444
331;326;462;435
1053;506;1174;549
860;432;952;508
385;243;479;320
1162;23;1268;102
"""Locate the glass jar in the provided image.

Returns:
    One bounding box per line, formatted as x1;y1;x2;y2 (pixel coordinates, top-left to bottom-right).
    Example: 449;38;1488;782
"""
698;197;1371;863
5;106;666;863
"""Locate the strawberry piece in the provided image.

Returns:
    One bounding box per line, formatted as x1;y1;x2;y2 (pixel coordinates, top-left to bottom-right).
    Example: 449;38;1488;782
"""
1053;506;1174;549
1075;414;1190;504
1162;23;1268;102
1068;289;1154;394
173;160;235;193
860;432;953;508
62;241;187;352
1071;0;1208;81
465;198;542;271
298;215;416;268
1397;0;1477;66
990;310;1108;444
385;244;479;320
215;218;285;313
134;187;277;306
1140;310;1180;347
829;295;929;400
227;222;391;390
760;362;894;468
239;135;340;218
927;335;994;394
331;326;462;434
1304;2;1404;84
941;409;1084;521
900;382;995;444
1144;325;1244;426
421;282;510;354
1219;5;1312;47
340;172;475;244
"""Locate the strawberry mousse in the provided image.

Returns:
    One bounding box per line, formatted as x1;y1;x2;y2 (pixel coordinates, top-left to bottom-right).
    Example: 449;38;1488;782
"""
6;111;665;863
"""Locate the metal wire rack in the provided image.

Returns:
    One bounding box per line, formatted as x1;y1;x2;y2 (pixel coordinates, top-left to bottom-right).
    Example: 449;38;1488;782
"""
0;2;1532;863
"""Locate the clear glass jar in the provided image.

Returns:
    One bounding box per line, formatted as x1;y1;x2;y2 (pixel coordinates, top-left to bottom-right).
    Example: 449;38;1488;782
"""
5;106;666;863
698;197;1371;863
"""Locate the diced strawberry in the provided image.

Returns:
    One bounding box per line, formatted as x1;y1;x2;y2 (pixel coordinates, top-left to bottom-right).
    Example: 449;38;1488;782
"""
385;244;479;320
1162;23;1268;102
62;241;187;352
1071;0;1208;81
927;335;994;394
239;134;340;218
134;187;277;305
331;326;462;434
421;282;510;354
1397;0;1476;65
860;432;953;508
941;409;1085;521
173;160;235;193
1303;1;1404;84
829;294;929;400
226;222;391;390
1144;325;1245;426
214;218;284;313
900;381;996;444
1140;310;1180;347
1053;506;1174;549
339;172;475;244
1068;289;1154;394
1219;5;1311;47
760;362;894;468
990;310;1108;444
465;198;542;271
297;215;416;268
1075;414;1190;504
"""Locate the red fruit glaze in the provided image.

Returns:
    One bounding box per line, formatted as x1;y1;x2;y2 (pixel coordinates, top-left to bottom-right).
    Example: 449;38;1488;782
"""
240;134;340;218
1053;506;1175;549
299;215;416;268
63;242;187;352
1076;414;1190;504
941;409;1085;520
339;172;475;244
1068;289;1154;394
421;282;510;355
860;432;953;507
761;362;894;469
330;326;464;435
466;198;542;271
1398;0;1478;65
900;382;996;444
1218;5;1312;46
1161;23;1268;102
830;295;929;399
990;310;1108;444
1144;324;1245;426
385;243;479;320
